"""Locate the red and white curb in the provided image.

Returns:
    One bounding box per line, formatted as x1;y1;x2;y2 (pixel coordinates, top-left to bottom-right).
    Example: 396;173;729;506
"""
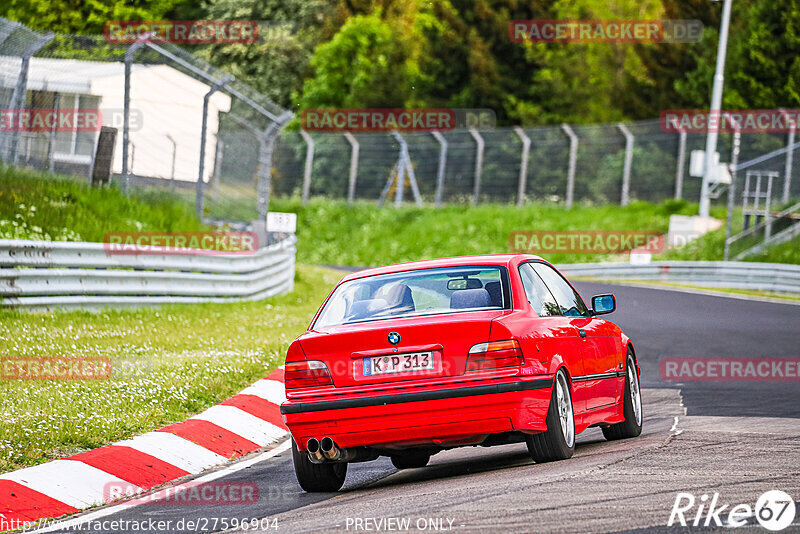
0;367;287;524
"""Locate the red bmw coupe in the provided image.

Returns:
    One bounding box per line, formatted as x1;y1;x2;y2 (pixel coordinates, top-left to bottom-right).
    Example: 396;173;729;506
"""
281;255;642;491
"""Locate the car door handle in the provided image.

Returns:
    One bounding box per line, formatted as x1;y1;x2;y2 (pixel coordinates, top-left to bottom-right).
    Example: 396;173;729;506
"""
579;330;587;338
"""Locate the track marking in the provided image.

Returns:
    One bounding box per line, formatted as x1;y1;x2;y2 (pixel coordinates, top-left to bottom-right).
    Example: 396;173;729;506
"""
238;379;286;405
0;460;142;509
30;440;292;534
113;432;226;474
192;405;287;445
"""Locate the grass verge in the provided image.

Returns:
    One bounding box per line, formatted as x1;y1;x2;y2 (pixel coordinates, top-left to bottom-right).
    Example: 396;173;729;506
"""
270;196;709;266
0;165;207;242
0;264;342;474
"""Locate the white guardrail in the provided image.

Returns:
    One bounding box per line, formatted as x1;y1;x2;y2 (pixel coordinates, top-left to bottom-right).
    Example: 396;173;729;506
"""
557;261;800;294
0;236;297;310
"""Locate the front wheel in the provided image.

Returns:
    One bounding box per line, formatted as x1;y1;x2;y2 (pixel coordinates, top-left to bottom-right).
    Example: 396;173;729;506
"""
291;439;347;492
526;369;575;463
602;349;643;441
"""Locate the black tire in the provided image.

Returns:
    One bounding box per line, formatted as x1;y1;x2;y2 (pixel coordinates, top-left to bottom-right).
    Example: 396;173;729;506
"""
291;439;347;492
526;370;575;463
602;349;643;441
391;451;431;469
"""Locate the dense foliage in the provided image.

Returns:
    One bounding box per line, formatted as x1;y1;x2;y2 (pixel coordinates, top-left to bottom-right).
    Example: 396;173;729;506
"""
3;0;799;124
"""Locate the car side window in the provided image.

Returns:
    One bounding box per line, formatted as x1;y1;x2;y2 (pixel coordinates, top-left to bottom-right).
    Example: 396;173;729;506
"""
531;263;589;317
518;263;561;317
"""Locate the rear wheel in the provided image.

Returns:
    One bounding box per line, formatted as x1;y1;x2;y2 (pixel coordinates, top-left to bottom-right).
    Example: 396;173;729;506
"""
602;350;643;441
391;451;431;469
526;370;575;463
291;439;347;492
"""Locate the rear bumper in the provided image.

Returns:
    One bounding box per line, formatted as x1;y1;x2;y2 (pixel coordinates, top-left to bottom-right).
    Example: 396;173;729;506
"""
282;377;554;451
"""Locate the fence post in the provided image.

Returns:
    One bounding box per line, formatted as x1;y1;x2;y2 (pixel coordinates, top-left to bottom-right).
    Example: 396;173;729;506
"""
513;127;531;207
259;112;293;228
300;130;314;205
561;124;578;208
6;32;53;165
196;75;233;219
723;115;741;261
344;132;359;205
781;110;796;204
47;93;60;173
166;134;177;190
617;123;634;206
431;131;448;208
212;138;224;202
469;129;484;206
122;39;149;194
675;123;687;200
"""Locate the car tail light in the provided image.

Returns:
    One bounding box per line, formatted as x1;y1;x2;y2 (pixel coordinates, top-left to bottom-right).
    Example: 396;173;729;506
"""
466;339;524;372
285;360;333;389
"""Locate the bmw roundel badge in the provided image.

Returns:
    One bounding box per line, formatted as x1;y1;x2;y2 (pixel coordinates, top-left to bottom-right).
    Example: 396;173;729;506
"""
387;331;401;345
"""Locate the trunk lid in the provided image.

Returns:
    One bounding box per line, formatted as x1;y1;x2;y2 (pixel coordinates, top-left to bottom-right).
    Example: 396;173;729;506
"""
299;310;504;388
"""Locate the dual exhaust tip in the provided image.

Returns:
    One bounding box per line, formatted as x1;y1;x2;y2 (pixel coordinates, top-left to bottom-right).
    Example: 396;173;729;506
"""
306;437;344;463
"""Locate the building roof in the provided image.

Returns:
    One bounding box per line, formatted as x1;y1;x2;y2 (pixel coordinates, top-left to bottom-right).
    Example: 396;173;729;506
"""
0;56;148;94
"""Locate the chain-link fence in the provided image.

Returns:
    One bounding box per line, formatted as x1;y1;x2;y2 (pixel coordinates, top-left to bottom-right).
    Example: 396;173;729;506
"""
0;17;291;226
273;120;800;209
2;17;799;228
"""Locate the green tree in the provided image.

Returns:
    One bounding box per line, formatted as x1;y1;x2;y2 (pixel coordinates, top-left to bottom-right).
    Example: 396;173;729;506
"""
196;0;333;109
296;3;442;109
0;0;190;35
728;0;800;108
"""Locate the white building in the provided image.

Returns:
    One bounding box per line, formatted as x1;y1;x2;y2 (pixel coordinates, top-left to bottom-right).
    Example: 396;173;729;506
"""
0;56;231;182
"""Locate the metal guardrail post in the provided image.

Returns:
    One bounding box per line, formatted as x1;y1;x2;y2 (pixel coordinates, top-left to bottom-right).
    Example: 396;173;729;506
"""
344;133;359;205
7;32;53;165
469;129;484;206
617;123;634;206
513;127;531;207
196;75;233;219
431;131;448;208
300;130;314;205
561;124;578;208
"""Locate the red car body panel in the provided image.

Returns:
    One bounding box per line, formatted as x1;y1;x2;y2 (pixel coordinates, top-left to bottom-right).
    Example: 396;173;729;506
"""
281;254;634;453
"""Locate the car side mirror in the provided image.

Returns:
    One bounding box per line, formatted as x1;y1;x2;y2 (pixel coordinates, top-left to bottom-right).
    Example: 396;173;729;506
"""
591;294;616;315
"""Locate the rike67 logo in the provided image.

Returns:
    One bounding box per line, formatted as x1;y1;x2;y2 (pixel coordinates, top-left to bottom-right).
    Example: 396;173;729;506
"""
669;490;796;531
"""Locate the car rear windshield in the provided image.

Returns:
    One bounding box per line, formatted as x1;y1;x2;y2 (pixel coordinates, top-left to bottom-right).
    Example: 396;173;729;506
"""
313;266;509;328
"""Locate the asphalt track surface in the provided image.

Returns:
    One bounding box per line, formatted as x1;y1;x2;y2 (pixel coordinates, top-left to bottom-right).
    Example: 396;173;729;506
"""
37;282;800;534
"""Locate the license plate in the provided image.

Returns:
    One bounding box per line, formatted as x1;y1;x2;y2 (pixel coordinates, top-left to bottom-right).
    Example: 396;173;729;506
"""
363;351;434;376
